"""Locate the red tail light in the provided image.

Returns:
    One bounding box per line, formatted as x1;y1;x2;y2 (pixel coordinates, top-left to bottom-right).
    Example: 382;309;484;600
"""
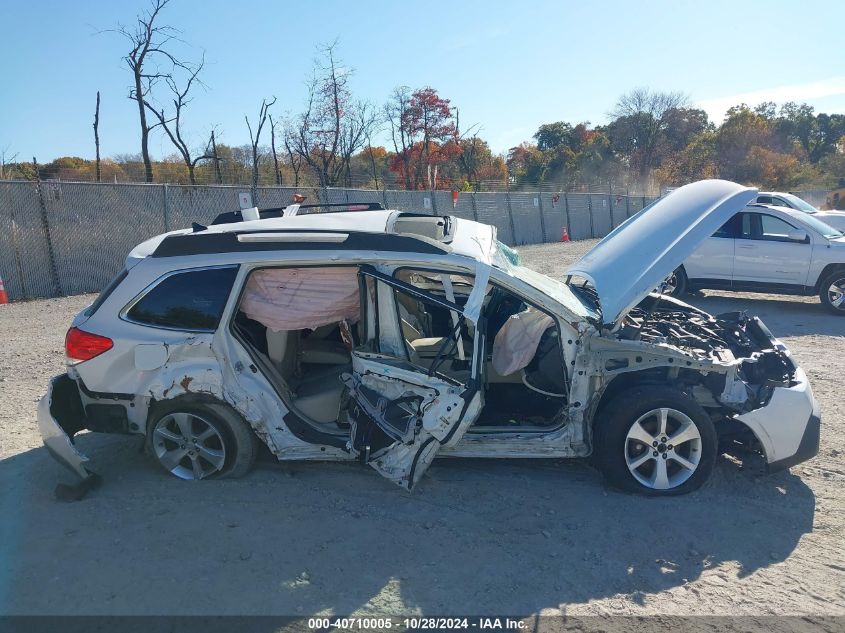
65;327;113;364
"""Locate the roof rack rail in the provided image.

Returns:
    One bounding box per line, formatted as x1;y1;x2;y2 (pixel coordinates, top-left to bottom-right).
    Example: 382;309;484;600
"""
210;202;385;225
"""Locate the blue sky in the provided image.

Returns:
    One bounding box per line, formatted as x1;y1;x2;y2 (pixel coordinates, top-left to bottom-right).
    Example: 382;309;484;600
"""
2;0;844;162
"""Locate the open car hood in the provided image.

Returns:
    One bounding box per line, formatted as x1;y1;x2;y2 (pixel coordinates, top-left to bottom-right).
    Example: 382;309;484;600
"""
566;179;757;327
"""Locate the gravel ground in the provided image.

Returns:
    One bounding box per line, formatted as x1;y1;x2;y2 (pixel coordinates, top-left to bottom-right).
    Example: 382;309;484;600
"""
0;240;843;618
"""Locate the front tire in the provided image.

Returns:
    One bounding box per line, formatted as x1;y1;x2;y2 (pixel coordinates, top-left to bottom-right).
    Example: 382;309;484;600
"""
594;386;717;495
146;400;259;480
819;270;845;316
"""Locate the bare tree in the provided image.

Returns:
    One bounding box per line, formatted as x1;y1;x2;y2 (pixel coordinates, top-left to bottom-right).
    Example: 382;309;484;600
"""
115;0;188;183
268;114;283;186
365;131;380;190
288;42;379;187
283;131;304;187
245;97;277;191
457;135;483;190
455;109;483;189
143;53;213;185
610;88;689;188
384;86;413;189
93;92;102;182
208;128;223;184
0;146;18;180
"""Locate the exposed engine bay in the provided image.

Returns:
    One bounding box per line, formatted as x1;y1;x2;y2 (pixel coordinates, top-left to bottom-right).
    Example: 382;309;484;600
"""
616;298;795;414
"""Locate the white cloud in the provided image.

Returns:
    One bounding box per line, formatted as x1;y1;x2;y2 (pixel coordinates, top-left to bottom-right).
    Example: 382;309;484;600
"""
696;76;845;123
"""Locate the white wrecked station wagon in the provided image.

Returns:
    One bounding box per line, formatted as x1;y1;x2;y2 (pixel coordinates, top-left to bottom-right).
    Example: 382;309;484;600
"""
39;180;820;497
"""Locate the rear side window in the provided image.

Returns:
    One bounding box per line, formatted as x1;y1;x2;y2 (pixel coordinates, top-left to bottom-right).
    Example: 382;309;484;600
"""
126;267;238;331
85;269;128;317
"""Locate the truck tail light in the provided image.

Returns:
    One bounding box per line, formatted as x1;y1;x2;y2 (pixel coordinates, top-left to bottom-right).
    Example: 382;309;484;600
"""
65;327;113;364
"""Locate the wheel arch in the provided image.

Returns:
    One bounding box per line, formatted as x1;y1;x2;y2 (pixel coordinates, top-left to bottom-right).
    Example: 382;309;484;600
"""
145;392;233;435
813;263;845;293
592;368;671;421
589;366;732;439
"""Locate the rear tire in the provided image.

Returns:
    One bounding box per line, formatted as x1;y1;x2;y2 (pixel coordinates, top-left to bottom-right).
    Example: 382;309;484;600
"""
594;386;717;496
818;270;845;316
146;400;259;480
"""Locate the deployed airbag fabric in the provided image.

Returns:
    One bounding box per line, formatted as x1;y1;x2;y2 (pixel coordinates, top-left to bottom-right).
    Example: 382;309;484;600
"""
240;267;360;331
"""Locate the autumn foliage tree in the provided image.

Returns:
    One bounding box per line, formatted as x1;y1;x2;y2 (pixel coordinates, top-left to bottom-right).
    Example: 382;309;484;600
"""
13;20;845;196
386;87;459;189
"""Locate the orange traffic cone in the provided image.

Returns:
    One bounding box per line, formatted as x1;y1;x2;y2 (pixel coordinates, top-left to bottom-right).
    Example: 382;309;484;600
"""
0;274;8;305
561;227;570;242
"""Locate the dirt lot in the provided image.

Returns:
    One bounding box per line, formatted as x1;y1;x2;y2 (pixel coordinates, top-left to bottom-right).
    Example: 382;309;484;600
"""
0;240;843;617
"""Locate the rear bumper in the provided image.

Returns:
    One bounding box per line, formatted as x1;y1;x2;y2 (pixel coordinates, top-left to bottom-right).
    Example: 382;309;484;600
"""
37;374;92;481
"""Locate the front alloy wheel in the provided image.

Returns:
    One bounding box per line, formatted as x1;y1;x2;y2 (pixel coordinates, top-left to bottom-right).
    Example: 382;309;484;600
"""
820;272;845;315
624;408;702;490
595;386;717;495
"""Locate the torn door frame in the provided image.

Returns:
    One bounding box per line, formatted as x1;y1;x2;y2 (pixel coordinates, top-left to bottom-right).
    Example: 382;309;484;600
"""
340;264;489;489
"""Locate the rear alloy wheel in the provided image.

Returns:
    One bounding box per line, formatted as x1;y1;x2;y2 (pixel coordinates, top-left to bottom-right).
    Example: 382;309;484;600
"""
595;386;716;495
819;271;845;316
147;402;258;480
152;412;226;480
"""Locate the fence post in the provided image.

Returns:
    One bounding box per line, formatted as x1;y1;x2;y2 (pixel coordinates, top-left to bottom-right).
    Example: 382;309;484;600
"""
504;190;517;245
430;190;438;214
626;193;631;219
470;192;479;221
607;192;613;232
536;192;547;243
162;183;170;231
563;192;572;240
382;187;389;209
33;172;63;297
587;194;595;239
6;185;28;299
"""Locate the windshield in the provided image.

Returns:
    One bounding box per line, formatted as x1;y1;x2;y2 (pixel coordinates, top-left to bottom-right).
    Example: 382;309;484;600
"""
491;240;599;321
793;212;844;239
780;193;819;214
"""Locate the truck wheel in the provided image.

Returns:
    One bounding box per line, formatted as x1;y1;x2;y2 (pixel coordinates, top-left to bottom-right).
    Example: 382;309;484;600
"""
146;400;259;480
594;386;717;496
819;270;845;315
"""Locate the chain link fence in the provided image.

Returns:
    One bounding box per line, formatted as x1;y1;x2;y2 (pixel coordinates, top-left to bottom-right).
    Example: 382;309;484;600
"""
0;180;658;302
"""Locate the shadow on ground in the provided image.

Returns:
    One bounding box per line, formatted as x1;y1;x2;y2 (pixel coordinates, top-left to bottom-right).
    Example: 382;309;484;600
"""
690;292;843;338
0;429;815;616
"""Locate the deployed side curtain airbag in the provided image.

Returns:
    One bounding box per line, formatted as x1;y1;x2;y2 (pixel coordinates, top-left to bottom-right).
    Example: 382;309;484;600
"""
240;267;360;332
491;307;555;376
